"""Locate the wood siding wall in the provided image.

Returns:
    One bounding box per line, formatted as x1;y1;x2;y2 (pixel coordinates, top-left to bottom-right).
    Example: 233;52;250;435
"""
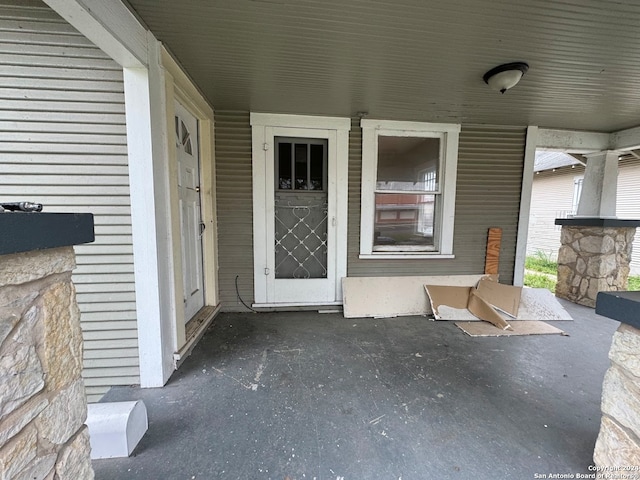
528;159;640;275
215;114;526;308
0;1;138;402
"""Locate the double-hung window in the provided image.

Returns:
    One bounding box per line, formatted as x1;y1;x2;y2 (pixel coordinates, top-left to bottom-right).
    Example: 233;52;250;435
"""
359;120;460;258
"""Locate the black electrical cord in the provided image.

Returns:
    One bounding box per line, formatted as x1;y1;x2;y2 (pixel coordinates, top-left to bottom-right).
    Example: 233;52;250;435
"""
235;275;258;313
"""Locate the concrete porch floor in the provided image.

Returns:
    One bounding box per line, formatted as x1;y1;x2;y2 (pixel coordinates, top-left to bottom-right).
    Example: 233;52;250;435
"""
93;300;619;480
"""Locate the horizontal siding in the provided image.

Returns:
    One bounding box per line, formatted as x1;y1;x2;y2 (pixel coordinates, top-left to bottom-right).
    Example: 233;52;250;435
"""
618;159;640;274
215;115;526;305
215;111;255;311
0;1;138;403
527;167;580;260
348;123;526;283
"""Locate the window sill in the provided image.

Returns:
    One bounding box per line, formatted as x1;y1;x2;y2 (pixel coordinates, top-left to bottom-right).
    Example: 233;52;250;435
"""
359;253;455;260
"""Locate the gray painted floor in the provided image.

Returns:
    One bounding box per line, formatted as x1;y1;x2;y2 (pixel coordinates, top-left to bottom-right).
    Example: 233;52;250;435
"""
93;300;619;480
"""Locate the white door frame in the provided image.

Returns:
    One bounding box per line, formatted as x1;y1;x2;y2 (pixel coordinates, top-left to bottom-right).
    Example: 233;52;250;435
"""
251;113;350;306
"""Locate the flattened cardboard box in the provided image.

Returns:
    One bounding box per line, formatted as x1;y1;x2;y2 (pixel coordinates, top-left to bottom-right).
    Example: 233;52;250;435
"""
425;278;523;331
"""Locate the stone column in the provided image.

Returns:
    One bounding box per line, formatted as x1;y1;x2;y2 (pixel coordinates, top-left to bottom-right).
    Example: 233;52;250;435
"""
555;219;639;308
594;322;640;467
0;242;94;479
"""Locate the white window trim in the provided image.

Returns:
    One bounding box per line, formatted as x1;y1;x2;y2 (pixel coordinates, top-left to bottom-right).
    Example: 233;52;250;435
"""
359;119;460;259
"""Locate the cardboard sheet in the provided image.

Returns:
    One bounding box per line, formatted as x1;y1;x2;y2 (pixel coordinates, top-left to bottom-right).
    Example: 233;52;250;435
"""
468;290;512;330
455;320;566;337
425;282;513;331
475;278;521;317
342;275;492;318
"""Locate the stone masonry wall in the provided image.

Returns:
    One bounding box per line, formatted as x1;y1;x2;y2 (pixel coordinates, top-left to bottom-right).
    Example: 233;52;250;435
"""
0;247;94;480
594;323;640;467
556;226;635;307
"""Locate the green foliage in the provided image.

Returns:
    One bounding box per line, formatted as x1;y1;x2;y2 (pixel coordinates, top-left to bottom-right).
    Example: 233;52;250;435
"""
628;276;640;291
525;251;558;275
524;272;557;292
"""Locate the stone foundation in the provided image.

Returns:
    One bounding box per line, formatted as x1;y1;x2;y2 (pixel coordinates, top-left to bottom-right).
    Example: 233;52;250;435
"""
556;226;635;307
594;323;640;467
0;247;94;480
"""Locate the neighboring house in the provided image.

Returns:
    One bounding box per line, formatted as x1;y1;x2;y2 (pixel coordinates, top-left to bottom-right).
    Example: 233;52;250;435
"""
2;0;640;402
527;151;640;275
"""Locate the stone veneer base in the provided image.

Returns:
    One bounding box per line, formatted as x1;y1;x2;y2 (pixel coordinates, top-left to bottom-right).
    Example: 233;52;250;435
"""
0;247;94;480
555;225;635;308
594;323;640;467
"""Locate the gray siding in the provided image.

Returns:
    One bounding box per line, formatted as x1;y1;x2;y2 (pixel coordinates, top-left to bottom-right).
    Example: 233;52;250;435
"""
215;114;526;302
0;1;138;402
215;111;254;310
348;124;526;283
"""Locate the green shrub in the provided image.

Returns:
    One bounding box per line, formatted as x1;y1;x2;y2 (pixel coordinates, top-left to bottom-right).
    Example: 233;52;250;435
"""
525;251;558;275
628;276;640;291
524;272;556;292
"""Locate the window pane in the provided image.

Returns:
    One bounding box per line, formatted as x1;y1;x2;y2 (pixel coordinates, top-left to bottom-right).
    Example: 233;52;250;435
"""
278;142;292;189
376;136;440;191
373;193;435;247
309;144;324;191
294;143;308;190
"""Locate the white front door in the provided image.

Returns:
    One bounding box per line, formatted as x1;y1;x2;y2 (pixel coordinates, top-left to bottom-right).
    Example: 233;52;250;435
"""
175;101;205;320
251;114;351;307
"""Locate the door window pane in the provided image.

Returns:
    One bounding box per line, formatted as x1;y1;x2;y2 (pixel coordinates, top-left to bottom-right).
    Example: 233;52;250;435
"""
278;142;292;189
310;144;324;191
295;144;308;190
376;136;440;192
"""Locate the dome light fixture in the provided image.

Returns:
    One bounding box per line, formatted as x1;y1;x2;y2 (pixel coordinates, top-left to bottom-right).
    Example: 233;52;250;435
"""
483;62;529;94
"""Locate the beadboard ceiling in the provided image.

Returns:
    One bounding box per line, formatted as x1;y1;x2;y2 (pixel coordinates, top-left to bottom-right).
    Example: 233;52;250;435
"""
124;0;640;133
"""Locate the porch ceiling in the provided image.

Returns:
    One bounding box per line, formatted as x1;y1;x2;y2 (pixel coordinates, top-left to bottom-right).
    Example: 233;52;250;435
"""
124;0;640;132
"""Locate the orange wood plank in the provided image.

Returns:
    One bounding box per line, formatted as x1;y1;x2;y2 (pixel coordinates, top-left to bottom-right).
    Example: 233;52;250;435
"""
484;227;502;275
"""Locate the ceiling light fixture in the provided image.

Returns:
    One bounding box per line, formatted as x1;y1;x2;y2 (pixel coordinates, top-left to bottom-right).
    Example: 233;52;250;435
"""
483;62;529;94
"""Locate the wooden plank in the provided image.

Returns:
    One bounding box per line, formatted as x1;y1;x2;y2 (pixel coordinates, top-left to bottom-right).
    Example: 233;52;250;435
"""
484;227;502;274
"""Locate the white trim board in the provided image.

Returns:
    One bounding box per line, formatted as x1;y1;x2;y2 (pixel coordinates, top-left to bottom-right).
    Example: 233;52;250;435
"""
44;0;148;68
513;126;538;287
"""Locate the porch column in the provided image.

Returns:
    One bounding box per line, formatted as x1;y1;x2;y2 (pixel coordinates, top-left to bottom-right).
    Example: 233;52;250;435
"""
555;150;640;307
576;150;619;218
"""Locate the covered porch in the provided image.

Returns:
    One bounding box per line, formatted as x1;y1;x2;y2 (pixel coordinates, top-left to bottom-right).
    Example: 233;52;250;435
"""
93;300;618;479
